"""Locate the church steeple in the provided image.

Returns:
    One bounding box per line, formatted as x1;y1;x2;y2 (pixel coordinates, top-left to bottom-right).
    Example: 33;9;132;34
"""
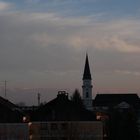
83;54;91;80
82;54;93;111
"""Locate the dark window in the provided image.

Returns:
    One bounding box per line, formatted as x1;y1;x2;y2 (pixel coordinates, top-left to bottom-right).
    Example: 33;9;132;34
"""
41;123;48;130
86;92;89;98
61;123;68;130
51;123;57;130
61;137;67;140
41;137;47;140
50;137;58;140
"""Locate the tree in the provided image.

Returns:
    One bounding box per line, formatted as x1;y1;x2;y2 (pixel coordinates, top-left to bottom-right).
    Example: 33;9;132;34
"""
71;89;84;108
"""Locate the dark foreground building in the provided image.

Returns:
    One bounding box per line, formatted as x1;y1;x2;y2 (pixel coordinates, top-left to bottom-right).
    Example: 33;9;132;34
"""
0;96;23;123
93;93;140;140
31;91;96;122
93;93;140;110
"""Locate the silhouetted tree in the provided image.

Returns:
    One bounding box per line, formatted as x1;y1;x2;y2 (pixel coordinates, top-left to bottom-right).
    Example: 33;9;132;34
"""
71;89;84;108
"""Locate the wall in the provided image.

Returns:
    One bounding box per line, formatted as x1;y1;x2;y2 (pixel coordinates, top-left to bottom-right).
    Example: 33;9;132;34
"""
0;123;28;140
29;121;103;140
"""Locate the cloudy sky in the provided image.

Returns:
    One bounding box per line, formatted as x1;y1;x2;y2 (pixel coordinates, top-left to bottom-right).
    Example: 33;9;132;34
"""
0;0;140;105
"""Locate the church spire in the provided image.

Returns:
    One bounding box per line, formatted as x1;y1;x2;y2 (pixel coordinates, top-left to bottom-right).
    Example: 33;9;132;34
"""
82;53;93;111
83;54;91;80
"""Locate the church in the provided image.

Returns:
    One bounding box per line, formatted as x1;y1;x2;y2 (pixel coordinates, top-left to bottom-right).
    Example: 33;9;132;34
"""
82;54;140;112
0;54;139;140
82;54;140;140
82;54;93;110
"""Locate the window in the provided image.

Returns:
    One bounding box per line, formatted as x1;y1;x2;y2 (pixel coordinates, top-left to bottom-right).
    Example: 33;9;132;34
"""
51;123;57;130
86;92;89;98
41;123;48;130
50;137;58;140
61;137;67;140
41;137;48;140
61;123;68;130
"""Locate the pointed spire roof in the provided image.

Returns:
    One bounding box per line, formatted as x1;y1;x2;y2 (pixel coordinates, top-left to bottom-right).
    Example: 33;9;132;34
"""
83;54;92;80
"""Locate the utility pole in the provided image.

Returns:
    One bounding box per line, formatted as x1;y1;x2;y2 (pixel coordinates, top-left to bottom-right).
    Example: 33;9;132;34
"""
0;80;8;99
37;93;41;106
4;80;7;99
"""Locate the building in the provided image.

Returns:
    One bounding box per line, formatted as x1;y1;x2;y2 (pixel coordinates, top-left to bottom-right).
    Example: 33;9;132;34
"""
82;54;93;111
0;123;28;139
93;93;140;111
81;54;140;112
81;54;140;140
29;121;103;140
28;91;103;140
93;94;140;140
31;91;96;122
0;121;103;140
0;96;23;123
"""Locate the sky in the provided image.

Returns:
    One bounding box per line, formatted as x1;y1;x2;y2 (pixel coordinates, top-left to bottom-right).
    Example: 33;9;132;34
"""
0;0;140;105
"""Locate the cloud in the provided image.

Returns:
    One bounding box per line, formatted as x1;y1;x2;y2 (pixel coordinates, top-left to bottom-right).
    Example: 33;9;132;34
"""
0;1;12;11
26;0;40;3
115;70;140;76
93;36;140;53
0;10;140;91
21;12;140;54
0;2;140;104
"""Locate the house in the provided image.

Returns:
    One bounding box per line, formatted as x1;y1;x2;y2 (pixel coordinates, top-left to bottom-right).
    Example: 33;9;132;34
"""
93;94;140;140
0;123;28;139
0;96;23;123
31;91;96;122
27;91;104;140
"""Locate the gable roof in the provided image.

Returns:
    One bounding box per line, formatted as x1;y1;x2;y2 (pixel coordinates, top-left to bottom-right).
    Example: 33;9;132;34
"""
93;93;139;107
0;96;19;111
0;96;23;123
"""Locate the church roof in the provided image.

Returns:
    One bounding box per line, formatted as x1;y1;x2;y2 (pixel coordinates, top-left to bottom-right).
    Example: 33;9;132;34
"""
83;54;91;80
93;93;140;108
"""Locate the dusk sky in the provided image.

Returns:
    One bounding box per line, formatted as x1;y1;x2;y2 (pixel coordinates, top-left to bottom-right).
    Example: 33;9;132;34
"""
0;0;140;105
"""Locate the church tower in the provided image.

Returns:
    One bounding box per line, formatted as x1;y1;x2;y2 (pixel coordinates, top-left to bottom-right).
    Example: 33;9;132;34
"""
82;54;93;111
